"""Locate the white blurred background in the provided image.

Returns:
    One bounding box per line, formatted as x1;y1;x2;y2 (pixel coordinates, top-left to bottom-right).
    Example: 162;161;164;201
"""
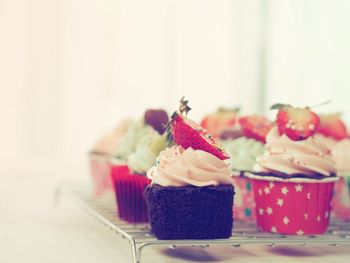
1;0;350;176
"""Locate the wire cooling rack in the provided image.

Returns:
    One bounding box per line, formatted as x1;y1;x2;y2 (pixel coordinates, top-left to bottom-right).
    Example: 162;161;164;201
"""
55;184;350;263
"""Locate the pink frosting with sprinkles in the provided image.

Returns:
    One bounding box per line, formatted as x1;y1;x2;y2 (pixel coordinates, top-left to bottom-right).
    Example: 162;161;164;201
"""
254;127;336;176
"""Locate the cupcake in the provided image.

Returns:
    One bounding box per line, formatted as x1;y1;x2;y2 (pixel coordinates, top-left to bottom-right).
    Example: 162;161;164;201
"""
201;107;239;138
332;138;350;220
314;113;350;220
248;104;337;235
109;109;168;223
145;98;235;240
221;115;272;222
222;136;264;221
332;139;350;220
89;120;129;195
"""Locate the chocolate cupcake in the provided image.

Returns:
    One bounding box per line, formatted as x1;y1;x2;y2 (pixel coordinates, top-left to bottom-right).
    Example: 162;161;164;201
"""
144;98;235;240
145;146;235;239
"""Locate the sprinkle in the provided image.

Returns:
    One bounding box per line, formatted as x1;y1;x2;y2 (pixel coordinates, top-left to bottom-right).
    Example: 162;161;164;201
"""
308;123;315;130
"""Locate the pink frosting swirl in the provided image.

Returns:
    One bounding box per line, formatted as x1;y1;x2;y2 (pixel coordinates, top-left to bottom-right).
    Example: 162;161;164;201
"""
254;127;336;176
313;133;337;152
332;139;350;174
147;145;234;187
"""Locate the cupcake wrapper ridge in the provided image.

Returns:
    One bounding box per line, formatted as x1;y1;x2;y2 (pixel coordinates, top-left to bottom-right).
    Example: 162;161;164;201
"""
110;164;150;223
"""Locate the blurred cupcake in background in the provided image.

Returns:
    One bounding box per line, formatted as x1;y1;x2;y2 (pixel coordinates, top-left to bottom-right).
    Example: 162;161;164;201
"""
249;104;337;235
316;113;350;220
221;115;273;222
89;120;130;195
201;107;239;138
332;139;350;220
109;109;168;223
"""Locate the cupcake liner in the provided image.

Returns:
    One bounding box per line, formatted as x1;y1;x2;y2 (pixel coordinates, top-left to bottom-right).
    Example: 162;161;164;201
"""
332;177;350;220
247;173;337;235
110;163;129;218
110;163;150;223
232;174;256;222
89;153;112;195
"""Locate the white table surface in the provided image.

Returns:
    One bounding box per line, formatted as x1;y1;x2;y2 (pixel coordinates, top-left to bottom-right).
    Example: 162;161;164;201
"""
1;164;350;263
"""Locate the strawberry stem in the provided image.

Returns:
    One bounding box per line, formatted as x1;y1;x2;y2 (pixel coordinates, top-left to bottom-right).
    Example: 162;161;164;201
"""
179;96;191;115
309;99;332;109
270;103;291;110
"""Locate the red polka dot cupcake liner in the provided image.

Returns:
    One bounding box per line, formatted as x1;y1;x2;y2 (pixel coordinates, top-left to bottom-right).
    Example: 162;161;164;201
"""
110;163;150;223
246;173;337;235
332;177;350;220
232;174;256;222
89;153;113;195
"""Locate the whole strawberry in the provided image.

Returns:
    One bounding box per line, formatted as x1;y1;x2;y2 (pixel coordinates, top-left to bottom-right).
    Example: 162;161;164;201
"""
166;97;229;160
238;115;273;143
318;113;348;140
271;103;320;141
201;107;239;138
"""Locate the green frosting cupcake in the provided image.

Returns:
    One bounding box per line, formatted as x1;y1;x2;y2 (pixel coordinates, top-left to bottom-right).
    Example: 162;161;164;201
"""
222;137;264;172
114;120;154;160
127;131;167;174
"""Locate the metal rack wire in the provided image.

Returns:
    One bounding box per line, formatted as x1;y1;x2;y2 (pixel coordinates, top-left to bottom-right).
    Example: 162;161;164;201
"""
55;184;350;263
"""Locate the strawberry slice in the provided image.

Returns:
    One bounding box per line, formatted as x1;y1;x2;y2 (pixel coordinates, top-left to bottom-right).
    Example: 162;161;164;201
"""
272;104;320;141
201;107;239;138
166;98;229;160
318;113;347;140
238;115;273;143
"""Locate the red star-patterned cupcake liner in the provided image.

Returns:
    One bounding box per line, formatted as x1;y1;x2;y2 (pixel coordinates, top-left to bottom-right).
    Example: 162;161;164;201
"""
232;174;256;222
246;173;337;235
89;153;113;195
110;162;150;223
332;177;350;220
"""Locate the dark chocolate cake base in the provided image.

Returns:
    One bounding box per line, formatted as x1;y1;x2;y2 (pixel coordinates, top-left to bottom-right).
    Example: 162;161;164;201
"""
144;184;235;240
